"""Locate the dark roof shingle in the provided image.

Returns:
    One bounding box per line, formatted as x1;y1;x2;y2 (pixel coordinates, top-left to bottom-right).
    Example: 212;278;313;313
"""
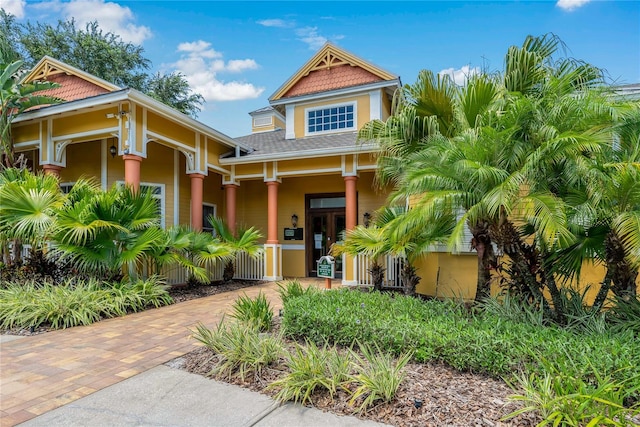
234;129;359;156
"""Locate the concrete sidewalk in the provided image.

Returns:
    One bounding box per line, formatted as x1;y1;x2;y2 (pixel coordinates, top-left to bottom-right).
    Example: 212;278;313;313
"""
18;365;388;427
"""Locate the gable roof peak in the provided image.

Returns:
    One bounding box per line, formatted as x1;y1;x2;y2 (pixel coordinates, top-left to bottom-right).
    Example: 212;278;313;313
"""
21;56;121;92
269;43;399;102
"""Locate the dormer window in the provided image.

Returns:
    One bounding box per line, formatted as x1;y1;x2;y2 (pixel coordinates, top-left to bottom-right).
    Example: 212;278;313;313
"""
306;103;355;135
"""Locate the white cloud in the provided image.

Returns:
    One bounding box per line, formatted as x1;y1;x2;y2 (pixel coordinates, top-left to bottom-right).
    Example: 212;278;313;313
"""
226;59;259;73
172;40;264;102
257;18;294;28
556;0;591;11
296;26;328;50
438;65;480;86
0;0;26;18
35;0;151;44
259;18;342;50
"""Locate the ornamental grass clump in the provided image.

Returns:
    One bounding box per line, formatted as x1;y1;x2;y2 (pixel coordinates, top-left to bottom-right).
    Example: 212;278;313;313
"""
229;291;273;332
503;360;640;426
0;277;173;330
349;342;412;412
276;279;316;305
192;320;283;382
270;340;353;405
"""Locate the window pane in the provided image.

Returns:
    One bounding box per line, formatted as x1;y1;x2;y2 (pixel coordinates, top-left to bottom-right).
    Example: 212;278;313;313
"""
346;113;353;120
346;105;353;113
309;197;346;208
347;120;354;127
331;123;337;129
323;109;330;116
338;122;345;128
309;111;315;118
323;123;330;130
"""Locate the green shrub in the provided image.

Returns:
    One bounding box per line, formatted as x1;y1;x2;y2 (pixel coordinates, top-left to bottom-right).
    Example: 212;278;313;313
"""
349;342;411;412
503;361;640;426
192;320;283;381
229;292;273;332
282;288;640;400
276;279;316;305
270;340;352;405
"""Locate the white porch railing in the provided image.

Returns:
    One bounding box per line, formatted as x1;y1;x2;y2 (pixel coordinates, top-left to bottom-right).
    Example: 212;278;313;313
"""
354;254;405;288
162;251;263;285
234;250;264;280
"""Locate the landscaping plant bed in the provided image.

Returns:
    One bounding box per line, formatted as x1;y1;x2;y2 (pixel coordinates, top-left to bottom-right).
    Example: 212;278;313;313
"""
0;280;261;337
173;330;537;427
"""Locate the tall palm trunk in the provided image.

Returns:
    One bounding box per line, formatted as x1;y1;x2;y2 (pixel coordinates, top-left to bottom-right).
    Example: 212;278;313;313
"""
604;231;638;300
400;261;420;296
470;220;497;302
368;261;385;291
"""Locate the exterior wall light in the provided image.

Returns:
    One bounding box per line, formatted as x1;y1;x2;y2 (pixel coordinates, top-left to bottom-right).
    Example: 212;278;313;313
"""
291;214;298;228
363;212;371;227
109;144;117;158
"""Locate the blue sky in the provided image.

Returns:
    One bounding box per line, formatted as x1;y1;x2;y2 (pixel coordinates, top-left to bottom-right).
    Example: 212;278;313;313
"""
2;0;639;137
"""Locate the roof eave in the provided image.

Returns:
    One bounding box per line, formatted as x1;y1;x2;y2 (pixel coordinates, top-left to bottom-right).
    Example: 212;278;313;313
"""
269;79;401;107
219;142;378;165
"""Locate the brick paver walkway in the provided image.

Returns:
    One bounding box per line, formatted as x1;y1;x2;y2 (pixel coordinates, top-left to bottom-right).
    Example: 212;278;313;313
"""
0;280;311;427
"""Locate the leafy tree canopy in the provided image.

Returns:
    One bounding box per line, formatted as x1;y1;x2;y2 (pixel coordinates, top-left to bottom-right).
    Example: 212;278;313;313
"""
4;15;203;117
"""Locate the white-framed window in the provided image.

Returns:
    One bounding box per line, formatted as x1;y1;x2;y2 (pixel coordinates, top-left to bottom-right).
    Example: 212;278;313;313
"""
117;181;165;229
253;116;273;128
202;203;217;234
59;182;76;194
305;102;356;135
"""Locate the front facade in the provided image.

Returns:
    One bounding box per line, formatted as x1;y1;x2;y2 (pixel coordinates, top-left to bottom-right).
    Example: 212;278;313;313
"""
14;46;634;300
11;44;412;288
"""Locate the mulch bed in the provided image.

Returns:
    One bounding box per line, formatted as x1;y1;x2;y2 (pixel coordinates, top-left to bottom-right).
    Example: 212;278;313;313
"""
170;319;539;427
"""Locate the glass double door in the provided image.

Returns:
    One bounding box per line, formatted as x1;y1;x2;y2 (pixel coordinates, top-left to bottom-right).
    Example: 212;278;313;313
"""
307;210;346;278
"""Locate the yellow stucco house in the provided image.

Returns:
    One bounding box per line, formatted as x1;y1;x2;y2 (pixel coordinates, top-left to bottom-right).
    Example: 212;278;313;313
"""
12;43;629;299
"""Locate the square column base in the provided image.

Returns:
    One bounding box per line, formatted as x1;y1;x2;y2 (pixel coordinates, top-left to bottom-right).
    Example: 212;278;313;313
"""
263;243;283;281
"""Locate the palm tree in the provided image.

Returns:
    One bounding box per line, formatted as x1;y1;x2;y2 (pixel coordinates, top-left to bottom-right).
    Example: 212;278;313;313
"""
208;216;262;282
0;168;64;265
333;223;391;291
52;182;164;281
1;55;62;167
148;225;234;285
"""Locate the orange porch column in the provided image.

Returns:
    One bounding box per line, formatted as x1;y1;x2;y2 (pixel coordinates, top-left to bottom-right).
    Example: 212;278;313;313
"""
224;183;238;234
266;181;279;244
190;173;205;231
123;154;142;192
41;164;62;178
344;175;358;285
344;176;358;230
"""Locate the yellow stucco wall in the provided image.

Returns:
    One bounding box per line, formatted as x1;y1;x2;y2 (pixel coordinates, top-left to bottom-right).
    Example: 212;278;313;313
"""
146;111;196;150
59;140;102;183
293;94;370;138
12;122;40;144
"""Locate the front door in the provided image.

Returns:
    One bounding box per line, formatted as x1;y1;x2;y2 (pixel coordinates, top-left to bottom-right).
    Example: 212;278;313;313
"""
308;210;346;278
306;193;353;278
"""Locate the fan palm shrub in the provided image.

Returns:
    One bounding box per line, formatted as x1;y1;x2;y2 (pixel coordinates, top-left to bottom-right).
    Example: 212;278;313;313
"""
208;216;262;282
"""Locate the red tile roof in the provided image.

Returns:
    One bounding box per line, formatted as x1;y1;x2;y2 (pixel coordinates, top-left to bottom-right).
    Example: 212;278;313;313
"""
36;73;111;103
283;64;383;98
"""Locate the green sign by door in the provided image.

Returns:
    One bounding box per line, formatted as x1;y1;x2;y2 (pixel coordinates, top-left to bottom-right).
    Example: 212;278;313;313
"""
317;256;335;279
